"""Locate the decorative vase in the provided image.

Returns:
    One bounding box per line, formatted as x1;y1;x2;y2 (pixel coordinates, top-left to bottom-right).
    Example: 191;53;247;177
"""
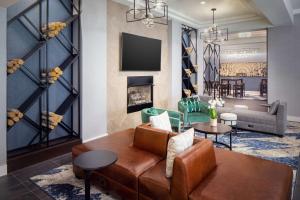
210;118;217;127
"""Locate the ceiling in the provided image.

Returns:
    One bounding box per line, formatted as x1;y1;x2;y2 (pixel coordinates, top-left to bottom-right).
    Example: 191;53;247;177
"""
114;0;300;31
221;30;267;62
168;0;263;26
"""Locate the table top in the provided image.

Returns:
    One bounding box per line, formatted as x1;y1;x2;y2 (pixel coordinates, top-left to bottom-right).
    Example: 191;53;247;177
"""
74;150;118;171
192;122;232;135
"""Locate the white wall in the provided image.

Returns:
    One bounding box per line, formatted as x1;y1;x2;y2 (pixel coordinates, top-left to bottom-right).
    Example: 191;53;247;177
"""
268;15;300;121
168;20;182;109
0;7;7;176
197;38;204;95
81;0;108;142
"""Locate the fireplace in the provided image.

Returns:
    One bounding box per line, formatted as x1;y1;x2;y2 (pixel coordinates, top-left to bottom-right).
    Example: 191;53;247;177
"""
127;76;153;113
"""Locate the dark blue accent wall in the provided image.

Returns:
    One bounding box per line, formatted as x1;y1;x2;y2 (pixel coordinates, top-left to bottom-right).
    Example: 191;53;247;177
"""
7;0;80;152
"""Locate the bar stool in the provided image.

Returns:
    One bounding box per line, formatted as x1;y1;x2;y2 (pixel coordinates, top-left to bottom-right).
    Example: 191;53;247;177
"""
260;79;267;96
233;79;245;98
219;79;230;97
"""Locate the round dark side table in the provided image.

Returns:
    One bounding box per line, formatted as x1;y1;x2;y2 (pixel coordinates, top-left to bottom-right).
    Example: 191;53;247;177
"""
192;122;233;150
73;150;118;200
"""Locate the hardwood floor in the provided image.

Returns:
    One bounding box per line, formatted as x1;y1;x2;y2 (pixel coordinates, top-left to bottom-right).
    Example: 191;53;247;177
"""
0;153;72;200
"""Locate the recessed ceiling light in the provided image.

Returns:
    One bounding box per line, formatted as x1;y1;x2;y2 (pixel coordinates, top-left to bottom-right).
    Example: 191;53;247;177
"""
200;1;206;5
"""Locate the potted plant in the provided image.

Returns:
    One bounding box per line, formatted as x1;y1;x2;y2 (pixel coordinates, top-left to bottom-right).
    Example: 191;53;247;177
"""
209;102;218;127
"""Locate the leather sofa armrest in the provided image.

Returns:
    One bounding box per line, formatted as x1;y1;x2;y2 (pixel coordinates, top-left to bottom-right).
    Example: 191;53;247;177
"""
171;139;216;200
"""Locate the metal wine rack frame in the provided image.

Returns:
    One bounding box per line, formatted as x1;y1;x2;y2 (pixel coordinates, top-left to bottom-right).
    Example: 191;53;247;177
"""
182;25;198;98
6;0;81;157
203;43;220;99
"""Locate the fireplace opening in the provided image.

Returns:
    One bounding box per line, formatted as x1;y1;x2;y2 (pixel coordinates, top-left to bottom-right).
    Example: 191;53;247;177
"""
127;76;153;113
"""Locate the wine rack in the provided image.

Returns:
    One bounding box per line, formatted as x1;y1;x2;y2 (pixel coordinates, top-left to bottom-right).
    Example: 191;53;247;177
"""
42;22;67;38
203;43;221;98
6;0;81;157
182;25;198;98
7;109;24;127
7;58;24;74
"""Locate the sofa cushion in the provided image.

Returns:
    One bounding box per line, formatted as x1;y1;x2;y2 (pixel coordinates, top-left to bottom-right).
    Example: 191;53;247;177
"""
150;111;172;132
188;112;210;123
189;148;293;200
98;145;162;191
166;128;194;178
139;160;171;200
235;109;276;125
133;125;170;158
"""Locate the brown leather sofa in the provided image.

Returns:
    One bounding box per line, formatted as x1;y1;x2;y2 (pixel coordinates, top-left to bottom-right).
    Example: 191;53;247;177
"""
72;125;293;200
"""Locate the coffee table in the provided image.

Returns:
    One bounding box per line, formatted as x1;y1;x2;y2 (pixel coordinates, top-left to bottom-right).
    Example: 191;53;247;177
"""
74;150;118;200
192;122;232;150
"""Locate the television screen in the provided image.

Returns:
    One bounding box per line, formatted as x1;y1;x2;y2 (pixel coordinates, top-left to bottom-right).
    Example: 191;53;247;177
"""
121;33;161;71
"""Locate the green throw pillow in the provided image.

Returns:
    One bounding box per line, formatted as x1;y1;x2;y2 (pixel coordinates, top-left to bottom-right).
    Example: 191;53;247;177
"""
194;100;201;112
187;99;194;112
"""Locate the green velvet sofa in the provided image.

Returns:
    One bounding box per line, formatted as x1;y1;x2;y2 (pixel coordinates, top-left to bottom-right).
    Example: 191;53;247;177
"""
178;98;210;126
141;108;182;132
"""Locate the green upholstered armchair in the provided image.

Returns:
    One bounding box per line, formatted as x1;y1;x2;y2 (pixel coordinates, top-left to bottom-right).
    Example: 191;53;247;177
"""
178;98;210;126
141;108;182;132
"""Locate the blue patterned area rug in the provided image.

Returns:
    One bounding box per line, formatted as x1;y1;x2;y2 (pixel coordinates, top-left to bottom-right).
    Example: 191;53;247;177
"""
31;165;116;200
31;128;300;200
195;130;300;169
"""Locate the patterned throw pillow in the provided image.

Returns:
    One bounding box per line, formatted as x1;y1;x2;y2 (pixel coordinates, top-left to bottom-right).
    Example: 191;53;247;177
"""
194;100;201;112
165;128;194;178
150;111;172;132
187;100;194;112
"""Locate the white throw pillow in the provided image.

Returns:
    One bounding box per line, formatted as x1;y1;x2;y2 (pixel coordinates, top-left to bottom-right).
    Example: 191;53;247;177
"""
166;128;194;178
150;111;172;132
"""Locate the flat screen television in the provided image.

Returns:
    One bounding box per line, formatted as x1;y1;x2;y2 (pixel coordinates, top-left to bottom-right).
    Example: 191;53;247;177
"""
121;32;161;71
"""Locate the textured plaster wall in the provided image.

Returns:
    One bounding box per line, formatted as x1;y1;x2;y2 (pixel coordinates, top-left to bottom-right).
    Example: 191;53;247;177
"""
107;0;170;132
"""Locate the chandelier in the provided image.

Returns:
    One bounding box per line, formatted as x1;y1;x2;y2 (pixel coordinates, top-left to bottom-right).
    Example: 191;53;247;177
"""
126;0;168;28
200;8;228;44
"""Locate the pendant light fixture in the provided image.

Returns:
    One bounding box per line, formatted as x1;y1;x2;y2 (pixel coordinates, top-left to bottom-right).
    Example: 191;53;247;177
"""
126;0;168;28
200;8;228;44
